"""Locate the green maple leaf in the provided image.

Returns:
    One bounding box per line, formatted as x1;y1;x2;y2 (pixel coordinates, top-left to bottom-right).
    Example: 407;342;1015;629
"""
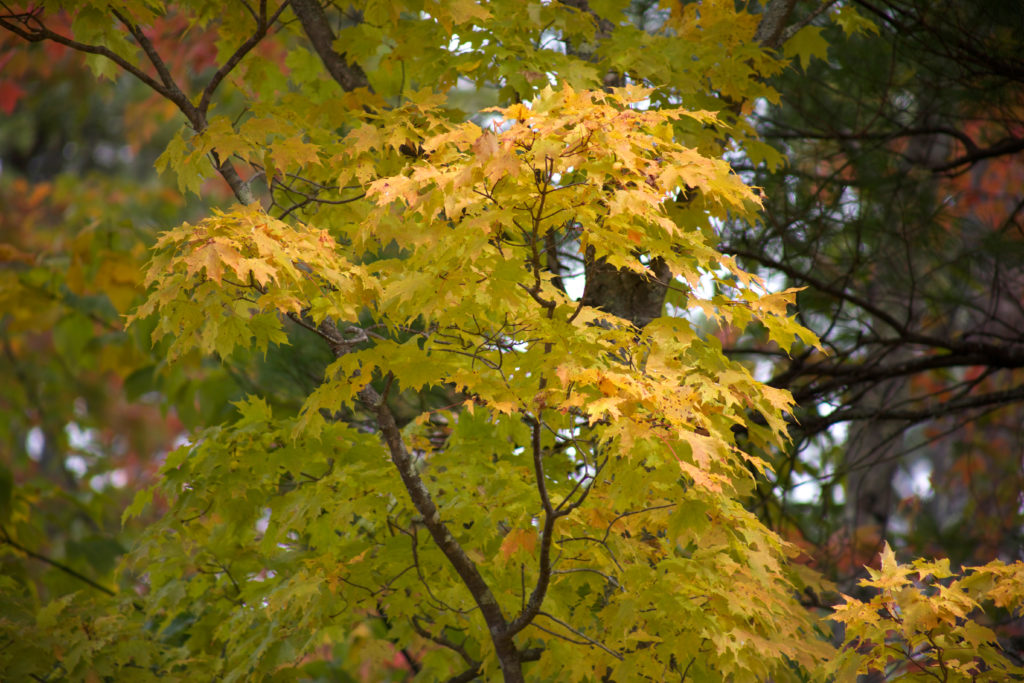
784;26;829;71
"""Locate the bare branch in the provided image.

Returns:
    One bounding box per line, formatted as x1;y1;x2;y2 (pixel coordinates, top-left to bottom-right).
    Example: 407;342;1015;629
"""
929;136;1024;174
800;385;1024;435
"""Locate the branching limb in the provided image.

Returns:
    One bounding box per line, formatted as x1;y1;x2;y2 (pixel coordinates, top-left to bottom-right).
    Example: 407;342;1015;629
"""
358;377;527;680
446;666;483;683
508;416;562;636
0;8;176;109
211;150;257;205
0;5;274;204
778;0;840;45
558;503;675;572
407;525;474;615
411;615;480;672
801;385;1024;434
551;566;621;591
197;0;290;116
533;611;622;660
109;7;198;122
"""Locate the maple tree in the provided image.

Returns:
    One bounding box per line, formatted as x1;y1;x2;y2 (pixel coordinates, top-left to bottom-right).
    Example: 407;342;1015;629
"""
1;1;1023;681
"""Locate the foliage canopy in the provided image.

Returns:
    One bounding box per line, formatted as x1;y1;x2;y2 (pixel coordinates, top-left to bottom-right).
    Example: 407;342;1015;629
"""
1;1;1022;681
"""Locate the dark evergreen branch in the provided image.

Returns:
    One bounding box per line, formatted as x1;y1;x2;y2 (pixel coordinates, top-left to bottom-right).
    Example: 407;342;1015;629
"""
790;350;1024;405
929;136;1024;174
799;385;1024;435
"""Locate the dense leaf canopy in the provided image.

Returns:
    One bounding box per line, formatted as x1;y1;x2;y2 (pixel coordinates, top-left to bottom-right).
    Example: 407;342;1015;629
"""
1;1;1023;681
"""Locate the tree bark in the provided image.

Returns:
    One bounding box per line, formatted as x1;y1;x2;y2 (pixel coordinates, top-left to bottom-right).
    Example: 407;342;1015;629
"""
582;253;672;328
290;0;372;93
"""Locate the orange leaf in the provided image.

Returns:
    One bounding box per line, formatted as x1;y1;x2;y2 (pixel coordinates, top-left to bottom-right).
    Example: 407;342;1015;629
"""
499;528;536;561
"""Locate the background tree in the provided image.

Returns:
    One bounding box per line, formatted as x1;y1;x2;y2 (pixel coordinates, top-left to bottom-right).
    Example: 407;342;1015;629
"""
1;1;1022;681
724;0;1024;590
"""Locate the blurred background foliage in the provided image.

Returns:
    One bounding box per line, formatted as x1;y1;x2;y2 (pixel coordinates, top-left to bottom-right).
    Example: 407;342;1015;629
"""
2;0;1023;673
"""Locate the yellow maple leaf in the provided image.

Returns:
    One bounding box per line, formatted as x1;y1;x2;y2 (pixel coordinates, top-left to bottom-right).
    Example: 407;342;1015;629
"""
270;135;320;169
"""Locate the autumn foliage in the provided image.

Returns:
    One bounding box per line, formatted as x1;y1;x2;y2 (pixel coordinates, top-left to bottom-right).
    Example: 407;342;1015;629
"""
1;1;1022;681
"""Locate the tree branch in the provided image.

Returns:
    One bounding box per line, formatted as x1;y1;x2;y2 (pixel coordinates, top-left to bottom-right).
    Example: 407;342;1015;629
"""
446;666;483;683
722;245;1024;404
533;611;622;660
0;11;174;107
778;0;840;45
359;378;526;681
289;0;372;92
197;0;291;116
929;136;1024;174
800;385;1024;435
211;151;257;205
782;342;1024;406
754;0;799;49
109;8;198;123
508;416;563;636
411;615;480;673
0;7;268;204
1;526;116;597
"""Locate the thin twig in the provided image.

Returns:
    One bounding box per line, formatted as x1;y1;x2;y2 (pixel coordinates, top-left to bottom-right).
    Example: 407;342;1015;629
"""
1;526;116;596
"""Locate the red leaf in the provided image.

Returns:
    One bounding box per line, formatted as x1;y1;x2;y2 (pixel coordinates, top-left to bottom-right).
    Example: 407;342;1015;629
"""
0;80;26;115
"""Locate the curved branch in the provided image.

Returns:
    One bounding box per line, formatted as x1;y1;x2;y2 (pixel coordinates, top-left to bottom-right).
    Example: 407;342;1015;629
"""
930;136;1024;174
1;526;116;597
723;245;914;340
508;416;561;636
0;12;178;112
109;8;197;122
0;7;266;204
446;666;483;683
211;151;257;204
411;615;480;673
